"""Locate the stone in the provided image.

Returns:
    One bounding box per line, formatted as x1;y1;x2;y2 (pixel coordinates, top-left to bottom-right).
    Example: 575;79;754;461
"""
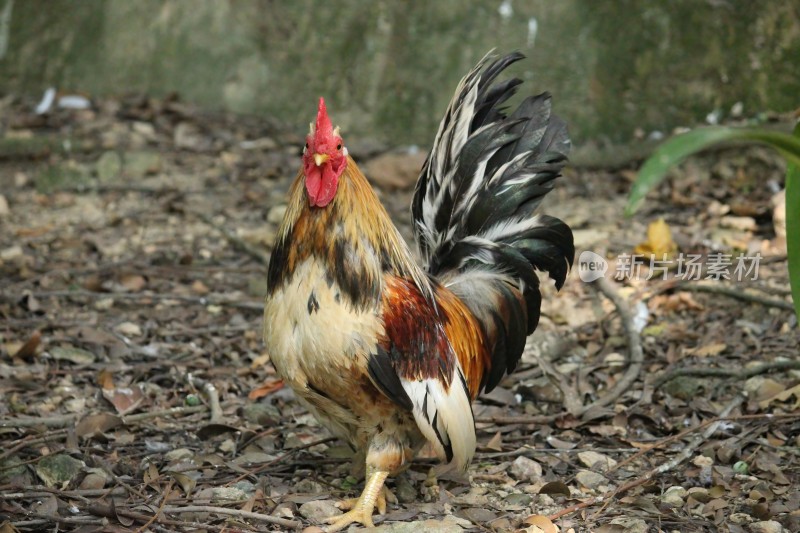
609;517;648;533
241;403;281;425
394;473;417;503
749;521;784;533
577;451;617;472
509;456;543;480
298;500;341;523
575;470;607;490
0;194;9;217
662;486;687;507
372;519;464;532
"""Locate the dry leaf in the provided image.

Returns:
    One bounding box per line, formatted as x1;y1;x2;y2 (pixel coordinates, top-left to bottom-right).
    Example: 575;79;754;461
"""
687;343;727;358
483;431;503;452
759;383;800;410
248;379;284;400
119;274;147;292
12;330;41;361
538;481;570;496
76;413;123;439
97;368;115;390
102;384;145;415
523;514;559;533
634;218;677;259
166;470;196;496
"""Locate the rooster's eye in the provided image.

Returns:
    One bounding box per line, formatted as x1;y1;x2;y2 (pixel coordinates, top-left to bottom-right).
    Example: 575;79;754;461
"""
337;143;342;150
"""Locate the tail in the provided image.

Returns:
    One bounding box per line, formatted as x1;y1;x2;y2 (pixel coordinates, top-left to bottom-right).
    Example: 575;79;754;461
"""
412;51;574;394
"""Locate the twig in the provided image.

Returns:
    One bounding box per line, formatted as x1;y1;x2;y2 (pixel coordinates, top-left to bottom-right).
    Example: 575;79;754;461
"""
0;486;127;499
161;505;299;528
652;359;800;389
86;503;244;531
1;405;209;430
185;374;223;422
228;436;338;485
608;410;800;475
136;479;173;533
675;282;794;311
474;414;560;426
195;212;270;266
0;289;263;311
28;513;107;526
537;357;584;416
0;415;78;429
578;277;644;414
546;395;800;522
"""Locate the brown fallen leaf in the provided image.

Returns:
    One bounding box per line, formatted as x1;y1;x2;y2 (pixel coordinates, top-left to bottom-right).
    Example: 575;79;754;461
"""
12;330;41;361
76;413;123;439
523;514;559;533
118;273;147;292
248;379;284;400
538;481;570;496
97;368;115;390
102;384;145;415
759;383;800;410
483;431;503;452
687;342;727;358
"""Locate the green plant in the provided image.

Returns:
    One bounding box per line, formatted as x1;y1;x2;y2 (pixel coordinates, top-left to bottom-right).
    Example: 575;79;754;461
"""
625;124;800;319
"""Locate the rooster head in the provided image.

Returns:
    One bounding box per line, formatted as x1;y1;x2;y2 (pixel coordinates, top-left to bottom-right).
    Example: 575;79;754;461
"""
303;97;347;208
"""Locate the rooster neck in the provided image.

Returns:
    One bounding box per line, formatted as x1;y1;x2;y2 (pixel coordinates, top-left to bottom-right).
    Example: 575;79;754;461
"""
267;156;432;311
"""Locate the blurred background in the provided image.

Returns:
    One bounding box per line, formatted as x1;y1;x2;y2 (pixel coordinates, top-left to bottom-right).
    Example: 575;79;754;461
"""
2;0;798;145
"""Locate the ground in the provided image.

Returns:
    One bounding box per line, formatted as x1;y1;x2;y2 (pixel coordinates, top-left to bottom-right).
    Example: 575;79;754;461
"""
0;95;798;533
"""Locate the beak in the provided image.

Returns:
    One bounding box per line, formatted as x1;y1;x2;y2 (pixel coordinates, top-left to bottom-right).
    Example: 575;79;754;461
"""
313;153;329;166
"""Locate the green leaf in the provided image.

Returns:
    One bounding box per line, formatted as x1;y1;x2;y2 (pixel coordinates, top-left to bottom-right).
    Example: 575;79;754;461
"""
786;123;800;319
626;123;800;319
625;126;800;216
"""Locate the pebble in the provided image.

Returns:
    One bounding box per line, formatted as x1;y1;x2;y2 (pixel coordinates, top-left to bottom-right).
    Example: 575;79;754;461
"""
509;456;543;480
662;486;687;507
575;470;607;490
371;518;464;532
749;521;784;533
577;451;618;472
298;500;341;523
610;517;648;533
0;194;9;217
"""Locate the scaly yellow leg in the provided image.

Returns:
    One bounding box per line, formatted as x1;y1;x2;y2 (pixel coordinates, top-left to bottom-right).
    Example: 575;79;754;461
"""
325;469;389;532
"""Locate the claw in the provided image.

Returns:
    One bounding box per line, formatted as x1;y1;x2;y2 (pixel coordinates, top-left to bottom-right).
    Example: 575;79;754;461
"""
325;506;375;531
322;470;390;532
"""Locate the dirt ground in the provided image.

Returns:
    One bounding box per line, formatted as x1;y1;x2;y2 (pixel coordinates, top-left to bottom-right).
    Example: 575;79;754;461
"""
0;95;798;533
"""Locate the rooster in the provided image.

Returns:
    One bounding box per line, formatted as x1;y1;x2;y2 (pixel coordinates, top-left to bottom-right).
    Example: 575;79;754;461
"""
263;52;573;531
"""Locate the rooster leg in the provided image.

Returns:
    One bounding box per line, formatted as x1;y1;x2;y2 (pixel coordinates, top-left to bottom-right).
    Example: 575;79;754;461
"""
422;467;440;502
337;484;397;514
325;467;389;532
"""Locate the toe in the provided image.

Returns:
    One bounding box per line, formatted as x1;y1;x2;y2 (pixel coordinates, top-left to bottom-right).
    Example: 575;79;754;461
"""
335;497;359;511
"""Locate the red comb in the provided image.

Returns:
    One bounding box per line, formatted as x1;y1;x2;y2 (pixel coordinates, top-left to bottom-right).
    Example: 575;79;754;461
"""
315;97;333;137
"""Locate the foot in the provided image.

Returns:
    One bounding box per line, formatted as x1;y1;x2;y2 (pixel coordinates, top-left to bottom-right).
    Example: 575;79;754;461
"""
336;486;397;514
422;469;440;502
323;470;390;532
325;506;375;531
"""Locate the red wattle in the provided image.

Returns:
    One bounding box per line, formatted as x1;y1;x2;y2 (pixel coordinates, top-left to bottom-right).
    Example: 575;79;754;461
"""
305;166;323;205
304;163;338;207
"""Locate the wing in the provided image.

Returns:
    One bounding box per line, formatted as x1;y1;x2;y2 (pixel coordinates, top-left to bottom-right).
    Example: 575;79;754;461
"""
366;275;478;471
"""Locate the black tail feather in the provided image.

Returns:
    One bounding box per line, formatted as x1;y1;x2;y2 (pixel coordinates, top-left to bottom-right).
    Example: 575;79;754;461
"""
412;52;574;394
